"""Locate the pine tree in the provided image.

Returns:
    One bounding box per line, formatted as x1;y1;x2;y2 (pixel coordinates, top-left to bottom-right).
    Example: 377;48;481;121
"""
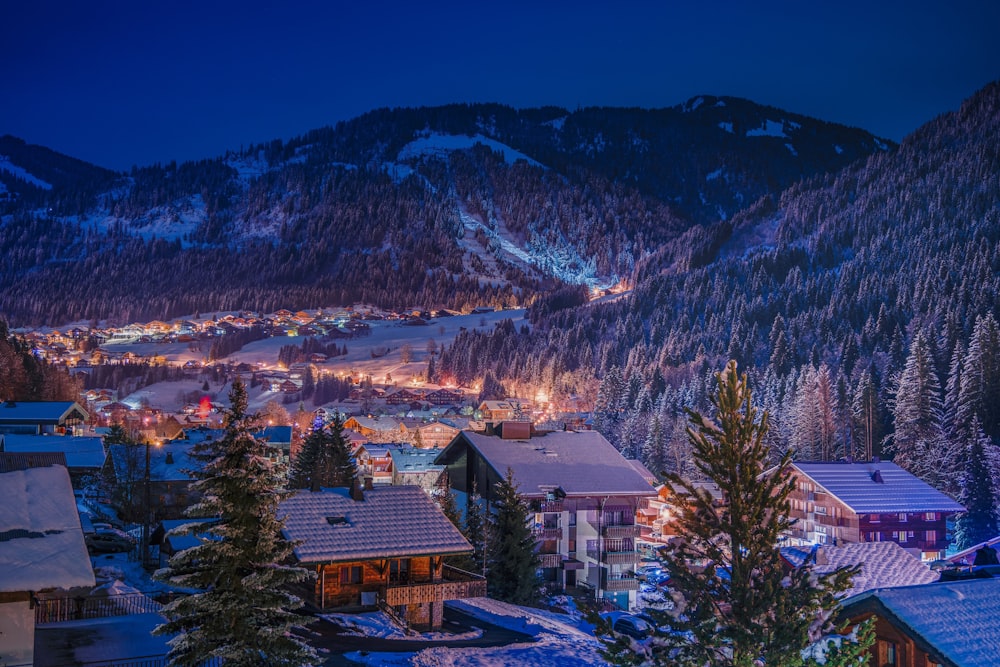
651;361;868;667
154;380;316;666
464;484;489;577
288;416;356;490
953;418;999;551
890;331;944;483
486;468;541;605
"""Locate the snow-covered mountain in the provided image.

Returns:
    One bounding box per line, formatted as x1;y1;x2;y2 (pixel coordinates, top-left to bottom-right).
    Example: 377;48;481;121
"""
0;99;893;324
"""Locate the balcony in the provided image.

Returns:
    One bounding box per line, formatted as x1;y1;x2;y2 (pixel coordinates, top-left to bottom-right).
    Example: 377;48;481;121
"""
602;574;639;592
538;553;563;568
603;524;642;539
384;566;486;606
532;526;563;540
587;548;640;565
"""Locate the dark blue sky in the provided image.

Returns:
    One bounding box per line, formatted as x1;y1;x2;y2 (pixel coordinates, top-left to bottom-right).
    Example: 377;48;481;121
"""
3;1;998;171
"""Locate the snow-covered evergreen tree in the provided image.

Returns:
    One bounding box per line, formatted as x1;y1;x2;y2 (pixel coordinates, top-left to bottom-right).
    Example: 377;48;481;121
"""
890;331;945;483
954;418;999;551
288;415;356;490
957;313;1000;440
486;468;541;605
154;380;316;667
650;361;868;667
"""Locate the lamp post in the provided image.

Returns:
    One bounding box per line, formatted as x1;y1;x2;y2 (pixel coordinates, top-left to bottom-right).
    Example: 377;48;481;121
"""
141;439;160;568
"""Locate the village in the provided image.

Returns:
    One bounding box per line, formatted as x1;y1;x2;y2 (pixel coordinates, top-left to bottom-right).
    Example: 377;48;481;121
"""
1;309;999;666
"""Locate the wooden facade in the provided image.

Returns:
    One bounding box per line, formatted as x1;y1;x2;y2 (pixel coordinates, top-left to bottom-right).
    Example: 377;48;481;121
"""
310;556;485;630
843;608;949;667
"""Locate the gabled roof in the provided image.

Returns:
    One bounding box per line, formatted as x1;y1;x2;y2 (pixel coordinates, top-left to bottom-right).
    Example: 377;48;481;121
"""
781;541;938;598
279;486;471;564
437;430;656;498
0;401;89;424
1;434;106;469
387;446;445;473
842;578;1000;667
108;441;200;482
791;461;965;514
0;465;95;591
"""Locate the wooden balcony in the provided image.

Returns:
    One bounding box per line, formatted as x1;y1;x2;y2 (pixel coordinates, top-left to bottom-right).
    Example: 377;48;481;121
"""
538;553;563;568
384;566;486;606
587;549;640;565
602;574;639;592
603;524;642;539
532;527;563;540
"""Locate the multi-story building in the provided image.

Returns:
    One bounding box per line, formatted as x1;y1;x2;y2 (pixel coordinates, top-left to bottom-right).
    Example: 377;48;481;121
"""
785;461;965;561
435;423;656;609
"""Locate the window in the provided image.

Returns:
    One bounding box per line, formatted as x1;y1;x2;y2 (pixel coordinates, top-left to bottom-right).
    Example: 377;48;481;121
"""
878;639;898;666
898;531;907;543
869;514;881;523
925;530;938;542
925;512;937;521
340;565;362;585
815;505;827;515
899;513;907;522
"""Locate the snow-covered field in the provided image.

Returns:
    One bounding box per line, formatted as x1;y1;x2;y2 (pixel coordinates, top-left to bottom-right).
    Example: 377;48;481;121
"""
345;598;610;667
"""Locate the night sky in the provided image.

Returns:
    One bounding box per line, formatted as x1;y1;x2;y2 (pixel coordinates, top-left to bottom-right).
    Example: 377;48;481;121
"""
4;1;999;171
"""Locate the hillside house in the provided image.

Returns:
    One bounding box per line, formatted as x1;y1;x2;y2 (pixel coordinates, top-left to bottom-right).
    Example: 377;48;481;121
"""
355;444;394;485
387;446;446;491
0;401;89;436
839;578;1000;667
435;425;656;609
279;484;484;630
0;434;105;487
0;460;95;666
106;441;200;521
785;461;965;560
477;400;531;422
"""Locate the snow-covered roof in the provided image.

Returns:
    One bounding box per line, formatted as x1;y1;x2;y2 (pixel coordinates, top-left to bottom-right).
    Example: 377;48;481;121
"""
842;578;1000;666
791;461;965;513
256;425;292;446
0;465;95;591
782;542;938;598
347;415;401;432
440;430;656;498
279;486;471;564
0;400;88;424
946;534;1000;565
1;434;106;469
108;441;200;482
388;446;444;473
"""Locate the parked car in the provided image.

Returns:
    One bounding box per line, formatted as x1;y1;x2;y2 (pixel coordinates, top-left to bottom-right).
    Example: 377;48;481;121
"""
635;564;663;582
85;529;134;553
612;615;650;640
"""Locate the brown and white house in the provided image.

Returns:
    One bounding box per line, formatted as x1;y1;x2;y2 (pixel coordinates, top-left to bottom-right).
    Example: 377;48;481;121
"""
784;461;965;561
279;483;484;630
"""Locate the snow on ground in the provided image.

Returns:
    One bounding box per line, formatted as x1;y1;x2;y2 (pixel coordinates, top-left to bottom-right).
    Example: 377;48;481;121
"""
746;119;787;138
346;597;609;667
0;154;53;189
321;611;483;641
36;612;170;664
397;133;544;169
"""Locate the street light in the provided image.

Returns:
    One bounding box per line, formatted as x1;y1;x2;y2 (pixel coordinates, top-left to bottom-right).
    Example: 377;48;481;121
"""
141;439;160;568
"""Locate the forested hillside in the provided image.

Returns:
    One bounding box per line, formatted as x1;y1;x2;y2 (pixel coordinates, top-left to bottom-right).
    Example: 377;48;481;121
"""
439;81;1000;525
0;99;889;325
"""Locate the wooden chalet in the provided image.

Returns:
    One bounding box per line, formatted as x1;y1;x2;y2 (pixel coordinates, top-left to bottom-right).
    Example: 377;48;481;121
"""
280;484;484;630
785;461;965;561
0;401;89;436
424;388;464;406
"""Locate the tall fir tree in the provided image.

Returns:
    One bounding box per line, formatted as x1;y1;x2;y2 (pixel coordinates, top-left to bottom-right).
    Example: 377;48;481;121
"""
890;331;945;485
486;469;542;606
650;361;868;667
154;380;316;667
953;418;999;551
288;416;356;491
463;483;489;577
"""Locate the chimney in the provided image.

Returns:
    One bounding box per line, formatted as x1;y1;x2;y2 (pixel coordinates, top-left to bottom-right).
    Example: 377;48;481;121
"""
350;476;365;501
364;476;374;491
871;469;884;483
165;451;174;465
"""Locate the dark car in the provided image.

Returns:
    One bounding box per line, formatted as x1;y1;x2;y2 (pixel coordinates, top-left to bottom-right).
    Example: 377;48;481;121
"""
613;615;650;640
85;530;134;553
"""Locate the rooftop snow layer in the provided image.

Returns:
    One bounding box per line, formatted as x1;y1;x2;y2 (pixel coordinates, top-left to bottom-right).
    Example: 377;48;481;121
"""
1;434;106;469
792;461;965;514
442;430;656;498
782;541;938;598
0;465;95;591
280;485;471;564
843;578;1000;666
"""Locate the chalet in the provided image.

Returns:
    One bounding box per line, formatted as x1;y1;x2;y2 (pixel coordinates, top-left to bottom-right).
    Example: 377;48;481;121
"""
0;434;106;486
412;421;460;449
279;484;484;630
477;400;531;423
386;388;422;406
106;441;201;521
355;444;394;485
0;461;95;666
785;461;965;561
256;425;294;465
387;446;446;491
0;400;89;436
636;480;724;555
839;578;1000;667
424;388;464;406
344;415;400;439
436;426;657;610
